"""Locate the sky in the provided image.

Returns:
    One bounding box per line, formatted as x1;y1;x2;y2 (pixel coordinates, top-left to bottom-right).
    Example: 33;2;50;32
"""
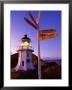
11;11;61;59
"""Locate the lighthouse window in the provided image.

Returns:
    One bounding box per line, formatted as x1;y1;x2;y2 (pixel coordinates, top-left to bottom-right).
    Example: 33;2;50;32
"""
27;53;29;57
22;61;24;66
27;59;30;63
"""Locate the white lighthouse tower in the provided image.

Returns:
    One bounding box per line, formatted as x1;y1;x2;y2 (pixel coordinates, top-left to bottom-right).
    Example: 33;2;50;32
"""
15;35;34;71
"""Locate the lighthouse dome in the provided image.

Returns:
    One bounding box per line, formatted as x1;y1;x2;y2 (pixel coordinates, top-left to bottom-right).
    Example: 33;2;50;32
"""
21;34;31;43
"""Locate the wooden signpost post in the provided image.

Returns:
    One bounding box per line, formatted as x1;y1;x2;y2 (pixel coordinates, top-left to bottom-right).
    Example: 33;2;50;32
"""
24;11;58;79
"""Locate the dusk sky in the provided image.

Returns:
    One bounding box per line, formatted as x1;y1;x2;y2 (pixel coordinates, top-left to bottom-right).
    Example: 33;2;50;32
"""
11;11;61;59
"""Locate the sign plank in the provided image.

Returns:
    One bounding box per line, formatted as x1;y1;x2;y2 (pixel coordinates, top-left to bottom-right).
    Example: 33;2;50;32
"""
36;11;41;24
39;29;56;33
39;33;58;40
24;17;37;30
28;12;37;25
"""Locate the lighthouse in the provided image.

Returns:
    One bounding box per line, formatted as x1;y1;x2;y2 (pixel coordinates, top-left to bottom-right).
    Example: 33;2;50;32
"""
15;35;34;71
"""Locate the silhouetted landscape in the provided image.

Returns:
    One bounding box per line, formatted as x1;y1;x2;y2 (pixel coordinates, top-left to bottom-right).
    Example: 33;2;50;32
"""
11;53;61;79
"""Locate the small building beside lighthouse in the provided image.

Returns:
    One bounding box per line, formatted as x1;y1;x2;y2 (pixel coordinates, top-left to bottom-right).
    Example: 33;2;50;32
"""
15;35;34;71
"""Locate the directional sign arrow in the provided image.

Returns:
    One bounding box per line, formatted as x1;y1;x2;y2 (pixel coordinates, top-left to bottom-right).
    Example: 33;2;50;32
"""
39;29;56;34
36;11;41;24
28;12;37;25
39;33;58;40
24;17;37;30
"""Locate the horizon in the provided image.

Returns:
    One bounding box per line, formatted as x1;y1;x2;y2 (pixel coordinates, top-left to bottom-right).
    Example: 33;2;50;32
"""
11;52;61;60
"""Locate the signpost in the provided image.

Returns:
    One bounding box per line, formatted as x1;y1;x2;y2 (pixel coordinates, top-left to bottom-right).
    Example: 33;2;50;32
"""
37;25;41;79
36;12;41;79
24;11;58;79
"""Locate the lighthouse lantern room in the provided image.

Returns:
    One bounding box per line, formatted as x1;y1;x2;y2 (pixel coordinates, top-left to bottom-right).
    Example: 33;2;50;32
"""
15;35;34;71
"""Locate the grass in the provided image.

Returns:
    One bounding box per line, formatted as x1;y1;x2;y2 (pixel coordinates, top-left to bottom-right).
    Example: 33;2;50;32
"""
11;64;61;79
